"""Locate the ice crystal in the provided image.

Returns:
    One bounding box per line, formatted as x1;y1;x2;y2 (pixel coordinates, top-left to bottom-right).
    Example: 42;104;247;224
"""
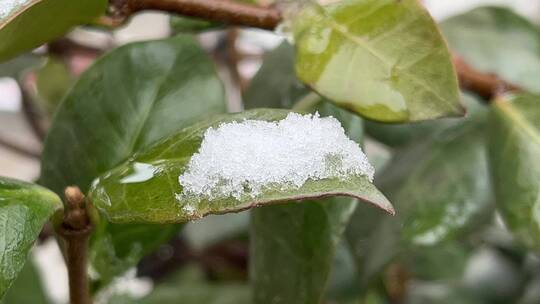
0;0;30;19
178;112;374;201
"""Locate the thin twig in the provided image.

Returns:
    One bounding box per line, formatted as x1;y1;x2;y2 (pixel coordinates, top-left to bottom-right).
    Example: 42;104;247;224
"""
56;187;93;304
226;28;247;92
111;0;519;100
453;56;521;100
111;0;281;29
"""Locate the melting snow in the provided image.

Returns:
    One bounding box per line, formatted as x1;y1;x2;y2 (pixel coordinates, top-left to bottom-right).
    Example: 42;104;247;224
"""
0;0;30;19
178;112;374;201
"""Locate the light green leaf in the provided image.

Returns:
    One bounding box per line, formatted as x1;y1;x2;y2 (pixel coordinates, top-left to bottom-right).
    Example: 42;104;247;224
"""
40;35;226;285
488;94;540;252
442;6;540;93
89;109;393;224
0;177;62;299
293;0;463;122
0;0;106;62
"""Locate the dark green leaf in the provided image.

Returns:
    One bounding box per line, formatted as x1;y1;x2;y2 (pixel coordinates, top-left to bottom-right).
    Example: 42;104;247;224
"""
251;197;357;304
0;0;106;62
2;261;49;304
0;177;62;299
488;94;540;252
379;121;492;246
441;7;540;93
293;0;463;122
348;118;492;285
40;35;226;285
89;109;393;223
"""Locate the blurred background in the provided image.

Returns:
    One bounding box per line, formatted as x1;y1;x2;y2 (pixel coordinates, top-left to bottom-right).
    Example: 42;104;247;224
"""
1;0;539;303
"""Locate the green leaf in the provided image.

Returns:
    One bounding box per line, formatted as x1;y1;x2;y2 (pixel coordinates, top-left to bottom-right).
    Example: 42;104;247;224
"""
376;123;492;246
40;35;226;285
488;94;540;252
293;0;463;122
348;119;492;285
0;177;62;299
0;0;106;62
89;109;393;223
244;43;380;303
364;93;483;147
249;103;371;304
2;260;49;304
251;197;357;304
441;7;540;93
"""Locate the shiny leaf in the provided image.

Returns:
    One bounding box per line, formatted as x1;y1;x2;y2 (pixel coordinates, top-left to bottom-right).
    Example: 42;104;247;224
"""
442;7;540;93
488;94;540;252
40;35;226;285
249;102;368;304
0;177;62;299
0;0;106;62
293;0;463;122
90;109;393;223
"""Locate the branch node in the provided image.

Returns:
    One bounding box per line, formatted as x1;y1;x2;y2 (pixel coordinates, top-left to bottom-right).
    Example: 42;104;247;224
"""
56;186;93;304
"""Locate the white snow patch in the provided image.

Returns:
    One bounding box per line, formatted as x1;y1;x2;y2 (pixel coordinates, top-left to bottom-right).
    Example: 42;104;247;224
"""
178;112;374;201
0;0;31;19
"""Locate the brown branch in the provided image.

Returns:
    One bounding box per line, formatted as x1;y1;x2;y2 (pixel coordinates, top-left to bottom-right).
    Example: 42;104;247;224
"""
453;56;521;100
109;0;519;101
56;187;93;304
111;0;281;29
